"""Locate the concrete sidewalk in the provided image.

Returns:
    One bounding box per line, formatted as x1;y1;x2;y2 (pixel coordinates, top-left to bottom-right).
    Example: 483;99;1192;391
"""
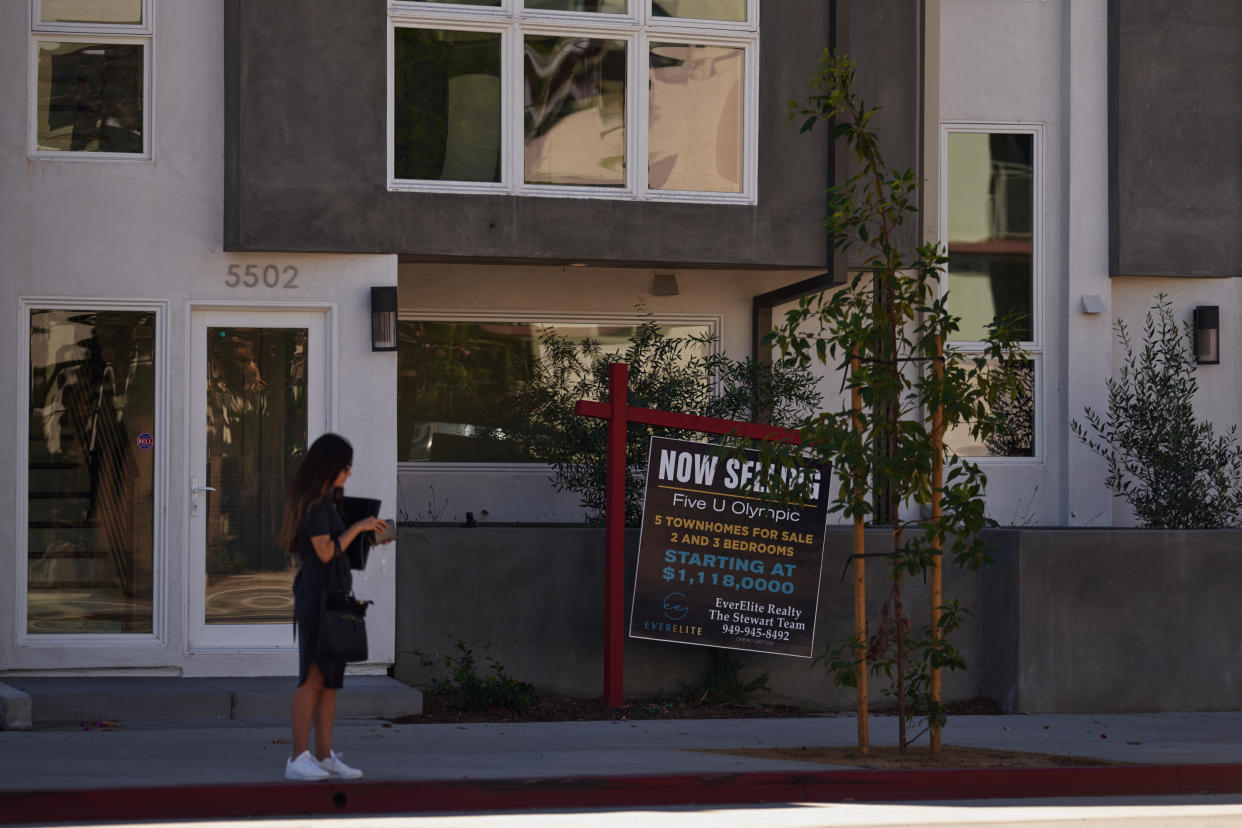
4;707;1242;823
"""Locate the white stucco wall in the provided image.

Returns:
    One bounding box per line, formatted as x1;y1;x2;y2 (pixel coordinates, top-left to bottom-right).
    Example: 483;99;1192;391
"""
938;0;1116;526
939;0;1242;527
1;2;397;675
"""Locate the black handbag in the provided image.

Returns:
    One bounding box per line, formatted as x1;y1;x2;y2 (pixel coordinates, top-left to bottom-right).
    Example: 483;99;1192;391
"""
317;541;371;663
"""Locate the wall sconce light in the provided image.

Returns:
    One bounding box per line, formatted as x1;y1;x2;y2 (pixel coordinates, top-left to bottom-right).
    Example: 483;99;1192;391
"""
652;272;680;296
1194;305;1219;365
370;286;398;352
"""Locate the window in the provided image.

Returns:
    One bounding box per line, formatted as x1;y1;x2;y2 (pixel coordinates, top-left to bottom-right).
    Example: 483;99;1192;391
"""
942;126;1040;458
29;0;151;159
388;0;758;202
397;316;715;462
25;306;160;634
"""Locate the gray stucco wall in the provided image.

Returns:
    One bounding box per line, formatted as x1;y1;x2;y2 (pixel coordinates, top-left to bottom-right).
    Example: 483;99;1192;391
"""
393;526;989;710
1110;0;1242;278
848;0;923;263
991;529;1242;713
223;1;922;269
394;526;1242;713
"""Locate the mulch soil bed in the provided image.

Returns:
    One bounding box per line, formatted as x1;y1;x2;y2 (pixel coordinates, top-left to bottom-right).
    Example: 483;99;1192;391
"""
392;692;1108;769
393;689;1003;725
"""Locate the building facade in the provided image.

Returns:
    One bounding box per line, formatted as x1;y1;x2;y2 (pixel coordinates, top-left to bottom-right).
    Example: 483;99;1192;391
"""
2;0;1239;678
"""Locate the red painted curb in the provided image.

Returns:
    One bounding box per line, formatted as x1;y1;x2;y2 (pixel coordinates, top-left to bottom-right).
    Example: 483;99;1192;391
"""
4;765;1242;824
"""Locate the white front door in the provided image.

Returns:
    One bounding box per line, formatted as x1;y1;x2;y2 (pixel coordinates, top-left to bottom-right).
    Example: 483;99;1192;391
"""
188;309;327;650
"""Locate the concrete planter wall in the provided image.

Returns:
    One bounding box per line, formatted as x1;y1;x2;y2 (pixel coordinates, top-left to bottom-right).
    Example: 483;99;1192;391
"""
393;527;1242;713
981;528;1242;713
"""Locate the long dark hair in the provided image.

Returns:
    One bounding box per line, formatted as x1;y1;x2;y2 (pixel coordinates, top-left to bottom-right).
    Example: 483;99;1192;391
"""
280;433;353;554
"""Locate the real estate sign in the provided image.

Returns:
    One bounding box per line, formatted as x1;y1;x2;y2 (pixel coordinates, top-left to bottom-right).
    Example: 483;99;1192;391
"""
629;436;830;658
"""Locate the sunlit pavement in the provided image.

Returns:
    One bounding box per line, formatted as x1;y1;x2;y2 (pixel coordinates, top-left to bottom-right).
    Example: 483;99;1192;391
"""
6;714;1242;824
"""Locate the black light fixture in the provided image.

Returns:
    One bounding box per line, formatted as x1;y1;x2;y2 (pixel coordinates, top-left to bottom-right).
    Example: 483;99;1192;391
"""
370;286;398;352
1194;305;1219;365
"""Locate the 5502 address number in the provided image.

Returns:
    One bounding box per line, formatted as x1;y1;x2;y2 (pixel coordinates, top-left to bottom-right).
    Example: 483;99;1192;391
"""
225;264;299;289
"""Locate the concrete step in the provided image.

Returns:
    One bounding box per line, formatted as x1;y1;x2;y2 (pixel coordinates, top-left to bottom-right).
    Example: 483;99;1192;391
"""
0;676;423;728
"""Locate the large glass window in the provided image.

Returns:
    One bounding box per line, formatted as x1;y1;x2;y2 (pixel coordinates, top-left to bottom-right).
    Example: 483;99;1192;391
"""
946;132;1033;342
942;358;1036;459
389;1;757;202
27;309;156;634
394;28;502;182
203;327;307;625
524;36;626;186
39;0;142;25
653;0;745;21
648;43;744;192
397;319;711;462
944;127;1039;458
30;0;150;158
529;0;628;13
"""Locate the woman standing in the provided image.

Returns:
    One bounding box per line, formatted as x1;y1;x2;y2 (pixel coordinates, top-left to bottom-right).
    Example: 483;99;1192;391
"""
280;433;387;781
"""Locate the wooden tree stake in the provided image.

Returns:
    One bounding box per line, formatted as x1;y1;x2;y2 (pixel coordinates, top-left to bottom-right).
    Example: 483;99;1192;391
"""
930;335;944;755
851;356;869;753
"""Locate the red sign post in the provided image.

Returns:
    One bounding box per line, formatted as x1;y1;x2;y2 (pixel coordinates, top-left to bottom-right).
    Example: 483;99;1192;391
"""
575;362;803;708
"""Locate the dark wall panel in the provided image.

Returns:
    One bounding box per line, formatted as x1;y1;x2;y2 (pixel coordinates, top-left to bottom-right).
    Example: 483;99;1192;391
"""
850;0;923;262
225;1;921;269
1111;0;1242;278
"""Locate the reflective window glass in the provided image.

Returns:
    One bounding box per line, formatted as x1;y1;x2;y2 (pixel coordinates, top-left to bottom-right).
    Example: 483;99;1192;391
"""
524;36;626;186
40;0;142;25
419;0;501;4
946;132;1034;341
27;310;156;634
35;41;144;153
526;0;628;12
943;359;1035;458
648;43;743;192
652;0;746;22
394;28;502;182
204;328;307;625
397;321;709;462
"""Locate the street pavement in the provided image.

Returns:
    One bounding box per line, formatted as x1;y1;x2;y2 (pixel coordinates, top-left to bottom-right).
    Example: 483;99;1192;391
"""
4;712;1242;825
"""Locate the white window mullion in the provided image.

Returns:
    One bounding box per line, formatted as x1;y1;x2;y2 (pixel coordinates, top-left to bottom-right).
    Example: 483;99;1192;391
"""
743;36;759;199
505;19;522;193
634;29;650;198
386;23;395;187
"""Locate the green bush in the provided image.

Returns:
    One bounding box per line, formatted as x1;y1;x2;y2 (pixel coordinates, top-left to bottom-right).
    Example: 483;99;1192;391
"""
418;638;537;712
1072;295;1242;528
677;649;770;707
490;319;822;526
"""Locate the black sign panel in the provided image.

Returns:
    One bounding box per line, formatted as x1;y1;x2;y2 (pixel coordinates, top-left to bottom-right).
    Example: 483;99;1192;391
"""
629;436;830;658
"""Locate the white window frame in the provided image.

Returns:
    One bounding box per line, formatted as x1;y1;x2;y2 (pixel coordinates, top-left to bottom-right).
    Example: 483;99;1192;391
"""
396;308;722;474
16;297;170;646
939;122;1043;463
387;0;759;203
28;0;153;161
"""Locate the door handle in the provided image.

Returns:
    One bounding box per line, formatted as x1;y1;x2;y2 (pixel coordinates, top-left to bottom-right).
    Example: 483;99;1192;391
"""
191;478;216;516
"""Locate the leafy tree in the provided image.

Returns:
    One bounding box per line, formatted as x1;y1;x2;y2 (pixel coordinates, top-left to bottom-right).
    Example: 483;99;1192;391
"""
769;50;1027;752
490;319;822;526
1072;294;1242;528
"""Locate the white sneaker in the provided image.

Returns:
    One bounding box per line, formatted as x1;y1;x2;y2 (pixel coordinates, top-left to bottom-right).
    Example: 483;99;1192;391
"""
318;750;363;779
285;750;331;781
